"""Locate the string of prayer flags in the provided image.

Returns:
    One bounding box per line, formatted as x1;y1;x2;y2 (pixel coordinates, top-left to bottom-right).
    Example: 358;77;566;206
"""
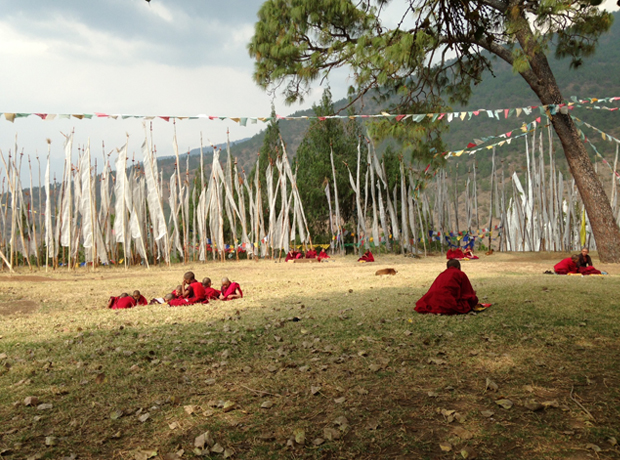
1;95;617;125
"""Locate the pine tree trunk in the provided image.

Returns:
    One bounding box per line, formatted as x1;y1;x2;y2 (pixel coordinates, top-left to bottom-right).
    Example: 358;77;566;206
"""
549;113;620;262
515;21;620;262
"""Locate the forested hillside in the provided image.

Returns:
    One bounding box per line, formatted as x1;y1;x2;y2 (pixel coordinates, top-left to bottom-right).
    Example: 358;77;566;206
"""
202;10;620;178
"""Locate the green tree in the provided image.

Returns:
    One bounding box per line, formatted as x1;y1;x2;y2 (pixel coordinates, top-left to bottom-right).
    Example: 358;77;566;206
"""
253;105;281;189
248;0;620;262
295;88;363;240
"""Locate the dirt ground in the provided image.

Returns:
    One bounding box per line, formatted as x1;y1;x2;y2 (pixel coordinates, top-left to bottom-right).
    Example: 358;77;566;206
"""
0;251;618;459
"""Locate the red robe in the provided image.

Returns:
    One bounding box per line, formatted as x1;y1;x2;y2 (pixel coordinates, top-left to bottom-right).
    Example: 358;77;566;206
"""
202;287;221;303
446;248;464;260
358;250;375;262
415;267;478;315
578;266;602;275
317;249;330;261
305;249;317;259
554;258;578;275
168;281;206;306
221;282;243;301
463;249;479;260
285;251;300;261
109;295;147;310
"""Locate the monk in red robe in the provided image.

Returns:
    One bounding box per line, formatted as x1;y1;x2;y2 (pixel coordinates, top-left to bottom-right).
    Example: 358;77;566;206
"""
463;249;479;260
554;255;579;275
415;259;479;315
168;272;206;306
201;277;221;302
305;248;317;259
108;290;147;310
219;277;243;301
576;247;602;275
285;250;301;261
150;285;182;304
358;250;375;262
317;249;330;261
446;248;464;260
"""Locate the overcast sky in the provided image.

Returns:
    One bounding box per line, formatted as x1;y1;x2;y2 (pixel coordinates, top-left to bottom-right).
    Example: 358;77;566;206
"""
0;0;341;184
0;0;617;185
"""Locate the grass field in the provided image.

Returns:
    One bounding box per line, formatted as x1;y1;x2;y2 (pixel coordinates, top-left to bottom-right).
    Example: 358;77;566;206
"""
1;252;619;460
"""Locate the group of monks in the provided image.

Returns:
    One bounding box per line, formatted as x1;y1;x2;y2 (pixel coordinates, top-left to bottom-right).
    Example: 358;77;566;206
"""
106;246;604;317
553;247;603;275
107;271;243;310
285;248;330;262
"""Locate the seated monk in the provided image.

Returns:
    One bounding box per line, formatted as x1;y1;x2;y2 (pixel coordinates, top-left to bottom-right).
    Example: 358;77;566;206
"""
201;277;221;302
168;272;206;306
554;255;579;275
108;290;147;310
305;248;317;259
577;247;602;275
415;259;479;315
446;248;464;260
317;249;330;261
358;250;375;262
219;277;243;301
463;248;479;260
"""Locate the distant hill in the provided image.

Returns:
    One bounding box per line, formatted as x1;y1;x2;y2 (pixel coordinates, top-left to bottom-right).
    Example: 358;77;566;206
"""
214;11;620;177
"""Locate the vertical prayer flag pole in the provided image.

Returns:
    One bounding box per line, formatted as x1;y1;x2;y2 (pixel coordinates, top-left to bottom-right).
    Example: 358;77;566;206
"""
27;156;40;267
36;153;43;264
329;144;342;255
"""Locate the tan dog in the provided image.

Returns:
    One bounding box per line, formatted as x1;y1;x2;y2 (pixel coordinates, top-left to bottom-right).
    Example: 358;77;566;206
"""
375;268;397;276
485;249;494;255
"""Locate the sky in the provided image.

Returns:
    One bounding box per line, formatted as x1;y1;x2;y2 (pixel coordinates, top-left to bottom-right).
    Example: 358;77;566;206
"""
0;0;618;185
0;0;341;184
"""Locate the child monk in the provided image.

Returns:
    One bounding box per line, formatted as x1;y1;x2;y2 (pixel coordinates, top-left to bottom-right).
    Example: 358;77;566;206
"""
219;277;243;301
358;250;375;262
305;248;317;259
415;259;479;315
202;277;221;302
150;285;183;304
107;290;147;310
576;247;602;275
554;255;579;275
317;249;330;261
168;272;206;306
285;249;302;262
446;248;465;260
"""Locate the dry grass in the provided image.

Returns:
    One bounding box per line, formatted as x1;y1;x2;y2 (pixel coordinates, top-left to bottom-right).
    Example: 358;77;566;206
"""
1;252;620;460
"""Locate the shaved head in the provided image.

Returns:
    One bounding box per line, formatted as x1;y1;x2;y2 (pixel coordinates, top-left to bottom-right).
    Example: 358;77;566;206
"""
447;259;461;270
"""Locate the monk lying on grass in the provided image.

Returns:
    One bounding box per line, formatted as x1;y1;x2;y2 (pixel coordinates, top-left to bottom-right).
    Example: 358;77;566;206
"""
285;250;302;262
150;285;183;304
415;259;480;315
108;290;147;310
554;255;579;275
219;277;243;301
168;271;206;306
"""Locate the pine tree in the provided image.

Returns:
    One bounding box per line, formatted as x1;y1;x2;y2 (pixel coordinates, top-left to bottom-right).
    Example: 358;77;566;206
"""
295;88;363;240
249;0;620;262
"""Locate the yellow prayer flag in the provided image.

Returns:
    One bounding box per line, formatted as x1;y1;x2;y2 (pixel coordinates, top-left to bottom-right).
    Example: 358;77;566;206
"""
580;209;587;247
